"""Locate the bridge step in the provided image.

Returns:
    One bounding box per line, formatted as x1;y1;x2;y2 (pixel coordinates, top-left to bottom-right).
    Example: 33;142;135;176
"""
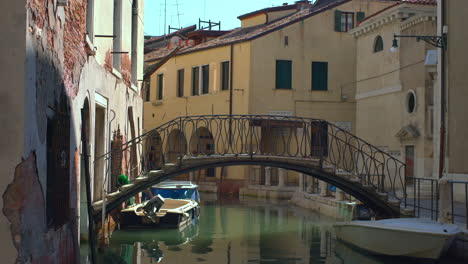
387;199;401;207
162;163;177;170
400;207;415;217
148;170;164;178
135;176;149;183
120;183;135;192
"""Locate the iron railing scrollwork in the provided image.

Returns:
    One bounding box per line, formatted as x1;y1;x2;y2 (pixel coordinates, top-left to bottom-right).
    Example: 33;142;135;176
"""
98;115;407;202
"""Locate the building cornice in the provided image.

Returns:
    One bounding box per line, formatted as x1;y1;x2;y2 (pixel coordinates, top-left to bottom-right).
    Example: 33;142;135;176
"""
349;4;436;38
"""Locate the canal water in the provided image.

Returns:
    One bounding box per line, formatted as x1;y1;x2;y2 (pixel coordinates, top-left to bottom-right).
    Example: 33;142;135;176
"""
84;193;463;264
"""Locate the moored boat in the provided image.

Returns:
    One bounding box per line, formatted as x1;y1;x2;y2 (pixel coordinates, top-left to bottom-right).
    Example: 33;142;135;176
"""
334;218;460;260
120;181;200;229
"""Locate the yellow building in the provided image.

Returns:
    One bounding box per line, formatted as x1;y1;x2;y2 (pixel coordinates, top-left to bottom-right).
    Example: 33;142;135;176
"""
350;1;437;180
143;0;396;196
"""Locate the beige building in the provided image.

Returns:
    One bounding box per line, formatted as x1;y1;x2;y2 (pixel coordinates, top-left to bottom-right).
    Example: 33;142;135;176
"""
143;0;396;195
350;1;437;180
1;0;145;262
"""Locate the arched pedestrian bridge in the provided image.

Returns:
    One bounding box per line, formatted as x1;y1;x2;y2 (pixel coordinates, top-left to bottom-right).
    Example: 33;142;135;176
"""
92;115;410;219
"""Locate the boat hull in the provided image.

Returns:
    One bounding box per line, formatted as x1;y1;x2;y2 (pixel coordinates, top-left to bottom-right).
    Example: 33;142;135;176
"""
334;220;459;260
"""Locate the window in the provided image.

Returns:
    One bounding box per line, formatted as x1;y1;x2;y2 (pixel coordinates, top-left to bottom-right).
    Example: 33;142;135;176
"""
157;74;163;100
144;78;150;101
312;62;328;91
334;10;354;32
192;67;199;96
284;36;289;46
275;60;292;89
221;61;230;91
311;120;328;157
406;91;417;113
177;69;184;97
202;65;209;94
374;35;384;53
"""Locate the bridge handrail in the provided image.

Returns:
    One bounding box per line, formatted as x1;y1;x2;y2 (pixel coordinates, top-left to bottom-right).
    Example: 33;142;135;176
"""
97;115;406;202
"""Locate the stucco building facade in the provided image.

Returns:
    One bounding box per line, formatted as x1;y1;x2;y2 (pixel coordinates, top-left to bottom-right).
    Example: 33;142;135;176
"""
351;1;437;181
0;0;144;262
143;0;396;196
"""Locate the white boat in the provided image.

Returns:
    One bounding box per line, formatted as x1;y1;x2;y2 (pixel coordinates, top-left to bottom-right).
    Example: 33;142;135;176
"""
334;218;460;260
120;181;200;228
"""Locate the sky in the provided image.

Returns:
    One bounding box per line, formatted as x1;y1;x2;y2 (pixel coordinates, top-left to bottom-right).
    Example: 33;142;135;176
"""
144;0;316;36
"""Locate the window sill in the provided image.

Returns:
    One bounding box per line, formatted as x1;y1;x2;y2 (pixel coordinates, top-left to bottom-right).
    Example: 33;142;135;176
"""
111;68;122;79
152;100;163;106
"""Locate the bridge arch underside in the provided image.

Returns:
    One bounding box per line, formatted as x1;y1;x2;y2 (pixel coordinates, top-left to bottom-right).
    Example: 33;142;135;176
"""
96;158;401;219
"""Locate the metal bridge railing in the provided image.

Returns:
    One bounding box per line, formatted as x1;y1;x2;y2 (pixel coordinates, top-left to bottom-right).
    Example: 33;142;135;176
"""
97;115;407;203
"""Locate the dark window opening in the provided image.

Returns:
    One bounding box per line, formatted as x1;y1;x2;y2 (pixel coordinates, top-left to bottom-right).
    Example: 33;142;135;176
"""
312;61;328;91
221;61;230;91
206;167;216;177
192;67;199;96
284;36;289;46
202;65;209;94
275;60;292;89
46;107;71;228
374;35;384;53
407;92;416;113
157;74;163;100
177;69;184;97
144;78;150;101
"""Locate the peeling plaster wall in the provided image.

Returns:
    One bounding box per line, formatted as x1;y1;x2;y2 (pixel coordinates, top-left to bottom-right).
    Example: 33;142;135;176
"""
1;0;144;262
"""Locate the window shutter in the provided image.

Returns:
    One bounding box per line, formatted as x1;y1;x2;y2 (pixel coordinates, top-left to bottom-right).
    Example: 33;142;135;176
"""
357;12;365;23
312;62;328;91
275;60;292;89
334;10;342;32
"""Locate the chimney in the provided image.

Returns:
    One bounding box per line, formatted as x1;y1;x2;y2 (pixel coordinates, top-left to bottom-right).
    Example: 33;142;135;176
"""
295;0;311;11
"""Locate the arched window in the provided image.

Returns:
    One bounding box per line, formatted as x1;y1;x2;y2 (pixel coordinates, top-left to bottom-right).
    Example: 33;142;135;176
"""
374;35;384;53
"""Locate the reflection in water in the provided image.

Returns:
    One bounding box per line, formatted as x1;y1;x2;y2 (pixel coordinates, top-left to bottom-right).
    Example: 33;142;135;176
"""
89;194;462;264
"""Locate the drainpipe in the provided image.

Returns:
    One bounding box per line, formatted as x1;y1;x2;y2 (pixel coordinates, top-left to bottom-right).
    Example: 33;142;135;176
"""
229;44;234;144
438;0;446;179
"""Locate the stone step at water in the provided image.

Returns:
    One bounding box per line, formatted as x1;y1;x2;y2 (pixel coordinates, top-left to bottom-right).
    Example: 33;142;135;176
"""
377;192;389;201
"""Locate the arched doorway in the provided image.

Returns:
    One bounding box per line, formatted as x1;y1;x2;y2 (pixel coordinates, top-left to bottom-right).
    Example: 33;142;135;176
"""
165;129;187;163
189;127;215;181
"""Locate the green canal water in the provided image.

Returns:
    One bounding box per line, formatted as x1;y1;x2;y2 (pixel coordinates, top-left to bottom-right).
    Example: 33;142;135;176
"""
82;194;463;264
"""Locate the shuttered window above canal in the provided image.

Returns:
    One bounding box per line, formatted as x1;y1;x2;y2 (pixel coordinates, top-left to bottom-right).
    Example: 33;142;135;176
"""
192;67;199;96
312;61;328;91
202;65;209;94
275;60;292;89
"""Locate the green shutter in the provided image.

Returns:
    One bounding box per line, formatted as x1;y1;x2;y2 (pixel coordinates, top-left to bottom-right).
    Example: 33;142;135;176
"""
275;60;292;89
192;67;199;96
312;62;328;91
157;74;163;100
334;10;342;32
202;65;209;94
357;12;365;23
